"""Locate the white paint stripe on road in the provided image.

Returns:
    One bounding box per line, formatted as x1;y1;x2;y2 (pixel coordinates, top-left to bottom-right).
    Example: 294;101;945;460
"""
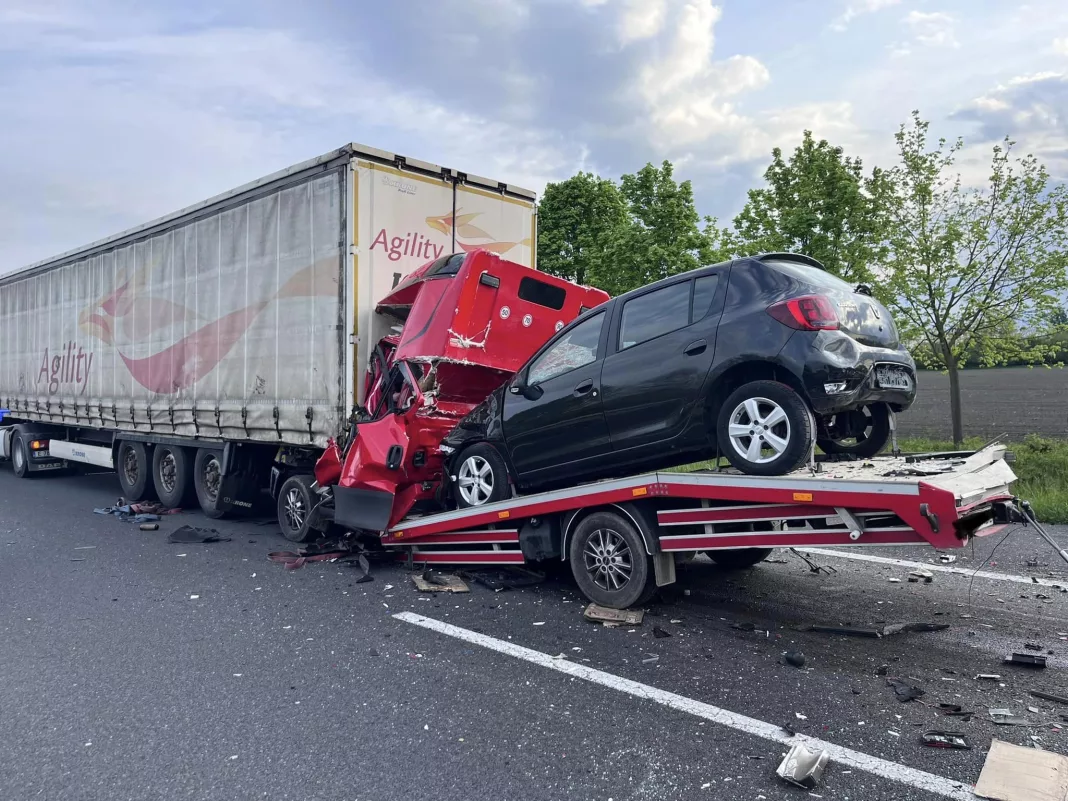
394;611;975;801
798;547;1066;588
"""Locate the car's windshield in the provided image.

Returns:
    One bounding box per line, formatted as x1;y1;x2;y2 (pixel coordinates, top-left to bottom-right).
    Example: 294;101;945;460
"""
762;258;857;293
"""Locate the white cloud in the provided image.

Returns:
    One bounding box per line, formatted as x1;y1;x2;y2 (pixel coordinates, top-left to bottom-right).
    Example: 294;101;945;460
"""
831;0;902;32
617;0;667;44
905;11;959;48
1055;37;1068;56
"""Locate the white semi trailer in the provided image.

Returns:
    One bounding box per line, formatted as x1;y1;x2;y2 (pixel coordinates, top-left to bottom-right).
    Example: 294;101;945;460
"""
0;143;536;516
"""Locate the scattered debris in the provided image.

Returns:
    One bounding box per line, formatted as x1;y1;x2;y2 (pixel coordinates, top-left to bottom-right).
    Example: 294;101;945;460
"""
1024;643;1044;652
94;501;181;521
731;621;757;632
989;709;1032;726
459;566;545;591
169;526;231;544
921;731;971;749
776;743;829;789
652;626;672;639
1030;690;1068;705
908;569;934;583
804;621;949;638
939;554;956;564
139;523;158;531
784;651;807;668
975;738;1068;801
805;624;880;638
887;678;926;702
789;548;836;575
975;674;1002;681
794;713;808;721
1029;706;1041;714
882;622;950;636
642;655;659;664
583;604;643;626
411;571;469;593
876;665;889;677
1005;653;1047;669
888;578;902;584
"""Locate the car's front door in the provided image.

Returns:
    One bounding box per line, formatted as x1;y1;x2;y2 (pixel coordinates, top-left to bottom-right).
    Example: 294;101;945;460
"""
502;310;611;482
600;272;726;453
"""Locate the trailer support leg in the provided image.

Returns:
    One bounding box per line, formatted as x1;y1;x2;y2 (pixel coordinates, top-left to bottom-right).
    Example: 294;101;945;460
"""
889;409;899;456
1021;501;1068;568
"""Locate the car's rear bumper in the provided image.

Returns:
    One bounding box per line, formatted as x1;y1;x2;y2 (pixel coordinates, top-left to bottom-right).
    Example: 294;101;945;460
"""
782;331;917;414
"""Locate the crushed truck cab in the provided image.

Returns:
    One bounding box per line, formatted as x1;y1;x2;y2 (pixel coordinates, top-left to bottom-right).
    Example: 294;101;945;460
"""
310;250;609;533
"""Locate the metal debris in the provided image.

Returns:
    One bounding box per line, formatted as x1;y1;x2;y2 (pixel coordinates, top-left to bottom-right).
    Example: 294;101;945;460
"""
989;708;1032;726
922;731;971;749
583;604;643;626
1005;653;1047;669
410;572;469;593
1030;690;1068;705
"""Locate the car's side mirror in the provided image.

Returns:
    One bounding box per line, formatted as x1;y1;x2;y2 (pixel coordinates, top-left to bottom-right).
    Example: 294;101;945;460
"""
510;377;543;401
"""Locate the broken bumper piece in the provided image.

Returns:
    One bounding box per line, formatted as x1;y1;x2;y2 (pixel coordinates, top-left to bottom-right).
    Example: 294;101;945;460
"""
333;485;395;532
776;743;829;789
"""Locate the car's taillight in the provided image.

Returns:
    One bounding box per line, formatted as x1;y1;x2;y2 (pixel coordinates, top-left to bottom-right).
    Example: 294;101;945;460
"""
767;295;839;331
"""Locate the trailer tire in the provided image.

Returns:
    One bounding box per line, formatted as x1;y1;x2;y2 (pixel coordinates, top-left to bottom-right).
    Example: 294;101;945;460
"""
152;444;193;508
277;474;317;543
454;443;511;509
707;547;773;570
117;441;156;502
11;434;31;479
569;511;654;609
194;447;227;519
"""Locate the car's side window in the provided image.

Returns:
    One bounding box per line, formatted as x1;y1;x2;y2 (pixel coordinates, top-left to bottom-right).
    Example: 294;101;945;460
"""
528;312;605;386
618;281;691;350
691;274;719;323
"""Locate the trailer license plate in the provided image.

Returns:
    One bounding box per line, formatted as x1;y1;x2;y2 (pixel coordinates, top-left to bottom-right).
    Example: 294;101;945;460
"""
876;366;912;390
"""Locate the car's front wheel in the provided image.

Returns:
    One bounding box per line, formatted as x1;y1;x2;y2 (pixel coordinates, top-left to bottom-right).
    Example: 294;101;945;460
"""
818;403;890;458
453;443;511;509
716;380;811;476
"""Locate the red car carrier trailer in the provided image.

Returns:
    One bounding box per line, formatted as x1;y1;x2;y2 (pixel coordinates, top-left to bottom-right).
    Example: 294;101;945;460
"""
373;445;1019;608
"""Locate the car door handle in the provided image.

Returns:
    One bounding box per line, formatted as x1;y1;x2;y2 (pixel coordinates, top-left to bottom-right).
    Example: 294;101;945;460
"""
573;379;595;396
684;339;707;355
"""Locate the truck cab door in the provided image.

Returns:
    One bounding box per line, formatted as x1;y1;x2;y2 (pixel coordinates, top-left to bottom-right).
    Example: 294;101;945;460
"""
334;362;421;532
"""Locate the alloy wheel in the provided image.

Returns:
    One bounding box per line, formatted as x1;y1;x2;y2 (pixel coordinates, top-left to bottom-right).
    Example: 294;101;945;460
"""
727;397;792;464
582;528;633;591
457;455;493;506
283;487;306;531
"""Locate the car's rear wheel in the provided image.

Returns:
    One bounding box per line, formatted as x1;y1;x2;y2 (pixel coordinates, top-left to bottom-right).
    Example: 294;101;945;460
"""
454;443;511;509
818;403;890;458
716;380;811;476
569;511;656;609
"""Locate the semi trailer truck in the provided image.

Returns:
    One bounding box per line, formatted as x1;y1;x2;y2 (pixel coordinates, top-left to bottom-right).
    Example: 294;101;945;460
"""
0;143;536;517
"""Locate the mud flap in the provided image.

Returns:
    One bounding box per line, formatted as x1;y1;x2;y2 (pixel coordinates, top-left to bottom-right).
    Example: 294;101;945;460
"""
218;443;271;513
334;485;395;532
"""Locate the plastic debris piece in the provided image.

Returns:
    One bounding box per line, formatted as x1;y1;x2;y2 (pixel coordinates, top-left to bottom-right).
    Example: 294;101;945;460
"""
411;573;469;593
1024;643;1044;651
642;655;659;664
731;621;756;632
784;651;807;668
939;554;956;564
1030;690;1068;705
169;526;231;544
806;625;880;638
583;604;643;626
887;678;926;702
888;578;902;583
776;743;829;789
139;523;159;531
1005;653;1047;669
922;731;971;749
989;708;1031;726
882;622;950;636
652;626;671;639
908;569;934;583
976;674;1002;681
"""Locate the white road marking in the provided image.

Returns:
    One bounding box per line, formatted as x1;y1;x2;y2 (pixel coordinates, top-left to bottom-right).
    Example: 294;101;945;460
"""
797;548;1066;588
394;611;974;800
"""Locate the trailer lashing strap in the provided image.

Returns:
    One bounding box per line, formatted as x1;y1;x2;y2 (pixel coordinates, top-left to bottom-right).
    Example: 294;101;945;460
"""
267;549;371;579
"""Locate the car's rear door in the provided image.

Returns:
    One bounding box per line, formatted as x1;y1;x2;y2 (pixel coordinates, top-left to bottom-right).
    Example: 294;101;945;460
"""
600;270;727;451
502;310;611;482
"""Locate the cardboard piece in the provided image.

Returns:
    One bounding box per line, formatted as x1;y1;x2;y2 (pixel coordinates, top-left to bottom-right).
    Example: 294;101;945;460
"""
410;573;469;593
974;739;1068;801
583;604;644;626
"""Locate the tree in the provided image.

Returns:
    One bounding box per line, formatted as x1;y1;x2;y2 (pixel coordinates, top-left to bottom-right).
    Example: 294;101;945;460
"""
536;173;628;287
883;112;1068;445
597;161;730;295
732;130;889;285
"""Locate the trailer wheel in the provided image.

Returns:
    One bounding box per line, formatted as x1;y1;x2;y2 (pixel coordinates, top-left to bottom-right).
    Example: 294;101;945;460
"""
117;441;156;502
569;511;654;609
194;447;227;519
152;444;193;508
277;475;318;543
11;434;31;479
706;548;773;570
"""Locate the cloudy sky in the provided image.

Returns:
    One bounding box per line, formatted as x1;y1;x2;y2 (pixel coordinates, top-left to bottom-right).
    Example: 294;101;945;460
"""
2;0;1066;270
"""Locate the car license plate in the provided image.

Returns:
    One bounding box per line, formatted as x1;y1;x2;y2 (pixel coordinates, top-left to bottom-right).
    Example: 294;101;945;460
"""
875;365;912;390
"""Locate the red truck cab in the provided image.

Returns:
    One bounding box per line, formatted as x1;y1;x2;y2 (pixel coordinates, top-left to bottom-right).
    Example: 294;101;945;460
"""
312;249;608;534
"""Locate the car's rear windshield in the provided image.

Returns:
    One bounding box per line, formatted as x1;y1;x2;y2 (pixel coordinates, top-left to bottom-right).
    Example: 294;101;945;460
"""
761;258;855;293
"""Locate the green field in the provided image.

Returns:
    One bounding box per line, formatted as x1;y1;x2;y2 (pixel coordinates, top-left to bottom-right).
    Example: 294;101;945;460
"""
675;435;1068;524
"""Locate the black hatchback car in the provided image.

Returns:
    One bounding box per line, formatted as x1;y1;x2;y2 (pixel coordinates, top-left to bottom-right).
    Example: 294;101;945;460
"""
440;253;916;508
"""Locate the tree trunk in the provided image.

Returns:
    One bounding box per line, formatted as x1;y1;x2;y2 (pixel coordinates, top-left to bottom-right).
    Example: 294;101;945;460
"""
945;359;964;446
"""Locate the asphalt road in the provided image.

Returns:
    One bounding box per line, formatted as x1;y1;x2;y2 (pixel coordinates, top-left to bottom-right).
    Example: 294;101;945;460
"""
2;468;1068;801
